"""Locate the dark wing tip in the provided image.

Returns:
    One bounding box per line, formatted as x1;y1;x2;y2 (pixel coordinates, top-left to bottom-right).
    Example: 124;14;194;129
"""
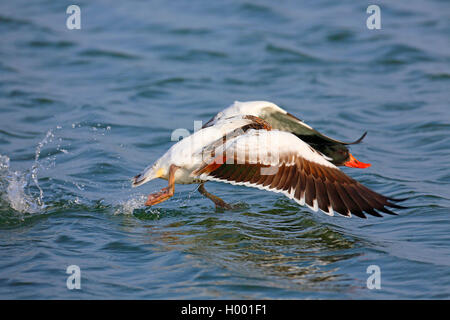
377;206;398;216
388;196;409;202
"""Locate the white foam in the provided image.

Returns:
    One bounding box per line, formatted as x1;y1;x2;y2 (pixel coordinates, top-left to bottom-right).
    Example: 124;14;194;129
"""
0;129;57;214
114;194;148;215
0;154;43;214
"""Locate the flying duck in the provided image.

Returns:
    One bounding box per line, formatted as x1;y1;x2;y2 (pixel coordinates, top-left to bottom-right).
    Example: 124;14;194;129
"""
132;104;405;218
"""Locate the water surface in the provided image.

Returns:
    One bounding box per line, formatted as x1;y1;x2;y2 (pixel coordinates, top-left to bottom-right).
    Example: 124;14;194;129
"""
0;0;449;299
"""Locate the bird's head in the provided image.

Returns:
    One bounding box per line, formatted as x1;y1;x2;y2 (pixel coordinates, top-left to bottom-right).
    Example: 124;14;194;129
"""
132;158;169;187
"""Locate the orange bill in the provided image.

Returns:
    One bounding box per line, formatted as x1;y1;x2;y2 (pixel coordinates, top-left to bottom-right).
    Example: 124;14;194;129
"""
344;153;371;169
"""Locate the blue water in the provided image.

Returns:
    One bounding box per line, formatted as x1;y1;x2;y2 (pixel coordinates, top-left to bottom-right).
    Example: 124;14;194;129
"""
0;0;449;299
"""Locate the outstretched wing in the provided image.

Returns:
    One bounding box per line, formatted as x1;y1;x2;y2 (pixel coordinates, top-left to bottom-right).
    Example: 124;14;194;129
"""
203;104;367;166
193;130;403;218
262;110;366;145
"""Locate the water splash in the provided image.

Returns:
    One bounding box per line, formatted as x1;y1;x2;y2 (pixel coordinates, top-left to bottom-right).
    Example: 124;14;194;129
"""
0;154;43;215
0;129;55;215
178;185;200;207
113;194;161;217
114;194;148;215
31;129;54;207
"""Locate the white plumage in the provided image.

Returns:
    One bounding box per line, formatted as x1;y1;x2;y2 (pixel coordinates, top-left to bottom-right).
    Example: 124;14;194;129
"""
132;101;404;218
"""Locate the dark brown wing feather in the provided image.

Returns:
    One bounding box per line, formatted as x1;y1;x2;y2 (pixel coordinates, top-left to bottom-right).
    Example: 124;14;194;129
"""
196;154;403;218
